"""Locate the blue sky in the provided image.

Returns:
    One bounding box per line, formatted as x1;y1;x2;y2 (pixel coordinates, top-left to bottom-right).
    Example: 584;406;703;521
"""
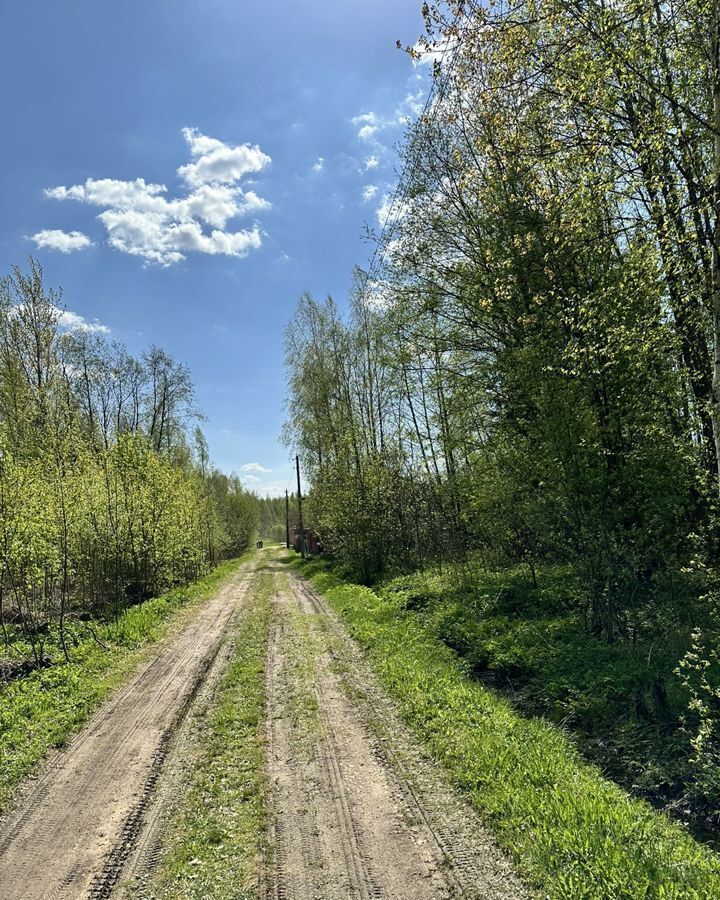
0;0;431;496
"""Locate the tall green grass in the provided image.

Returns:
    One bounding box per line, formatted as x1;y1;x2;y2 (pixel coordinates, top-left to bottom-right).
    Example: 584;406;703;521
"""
0;555;249;811
296;557;720;899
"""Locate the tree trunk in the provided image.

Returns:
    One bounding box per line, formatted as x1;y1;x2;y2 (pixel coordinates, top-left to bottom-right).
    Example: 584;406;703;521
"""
712;9;720;496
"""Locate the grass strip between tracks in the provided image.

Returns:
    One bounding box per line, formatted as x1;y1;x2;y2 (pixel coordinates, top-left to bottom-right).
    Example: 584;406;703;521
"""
293;555;720;900
0;554;251;814
134;567;272;900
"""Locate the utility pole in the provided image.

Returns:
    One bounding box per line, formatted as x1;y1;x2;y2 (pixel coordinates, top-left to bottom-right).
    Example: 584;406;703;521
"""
295;454;306;559
285;489;290;549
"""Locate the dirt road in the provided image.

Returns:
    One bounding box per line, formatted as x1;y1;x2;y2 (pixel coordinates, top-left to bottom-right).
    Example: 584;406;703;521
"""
0;551;527;899
264;563;527;900
0;563;255;900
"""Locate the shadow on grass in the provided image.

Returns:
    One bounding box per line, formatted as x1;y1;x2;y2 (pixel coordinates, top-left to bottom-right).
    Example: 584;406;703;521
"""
294;552;711;842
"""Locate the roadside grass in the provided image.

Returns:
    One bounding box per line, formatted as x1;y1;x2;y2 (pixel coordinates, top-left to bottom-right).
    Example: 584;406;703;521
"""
134;569;272;900
0;554;251;814
291;554;720;899
385;566;697;821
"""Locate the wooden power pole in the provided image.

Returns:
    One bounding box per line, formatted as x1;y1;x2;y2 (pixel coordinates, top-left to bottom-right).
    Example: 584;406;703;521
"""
285;489;290;549
295;454;306;558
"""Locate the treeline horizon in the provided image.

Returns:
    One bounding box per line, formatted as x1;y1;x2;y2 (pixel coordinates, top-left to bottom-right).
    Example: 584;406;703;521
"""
0;258;259;668
284;0;720;813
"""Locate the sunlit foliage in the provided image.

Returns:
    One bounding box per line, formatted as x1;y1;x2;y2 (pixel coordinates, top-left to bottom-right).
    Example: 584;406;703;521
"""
0;259;257;667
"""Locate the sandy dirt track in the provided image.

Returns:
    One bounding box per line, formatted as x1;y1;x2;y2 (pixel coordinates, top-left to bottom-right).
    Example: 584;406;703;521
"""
0;552;528;900
265;564;527;900
0;563;254;900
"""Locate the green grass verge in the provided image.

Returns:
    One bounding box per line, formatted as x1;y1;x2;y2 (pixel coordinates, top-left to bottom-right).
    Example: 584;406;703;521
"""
293;556;720;900
381;565;697;821
0;554;251;813
136;569;272;899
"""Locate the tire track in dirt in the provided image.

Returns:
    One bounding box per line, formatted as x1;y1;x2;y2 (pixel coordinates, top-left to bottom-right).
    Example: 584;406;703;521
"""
116;585;256;897
0;562;255;900
292;576;530;898
265;563;530;900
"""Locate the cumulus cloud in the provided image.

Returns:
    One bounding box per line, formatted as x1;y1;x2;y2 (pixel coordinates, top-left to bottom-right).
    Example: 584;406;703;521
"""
43;129;272;266
258;482;290;498
97;209;261;267
31;229;93;253
364;156;379;171
10;302;108;333
376;193;394;227
352;113;380;143
398;89;425;121
359;125;379;142
410;37;457;68
352;90;426;150
178;127;271;187
362;185;379;202
363;278;393;311
243;474;262;484
240;462;272;473
312;157;325;173
376;193;410;228
56;309;110;333
353;113;377;127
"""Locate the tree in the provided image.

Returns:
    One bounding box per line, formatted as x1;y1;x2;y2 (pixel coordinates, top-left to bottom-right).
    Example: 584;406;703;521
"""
0;260;252;666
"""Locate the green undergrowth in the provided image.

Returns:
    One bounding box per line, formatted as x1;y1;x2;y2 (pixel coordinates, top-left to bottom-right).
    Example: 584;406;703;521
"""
134;568;272;899
385;567;697;819
291;553;720;899
0;553;251;812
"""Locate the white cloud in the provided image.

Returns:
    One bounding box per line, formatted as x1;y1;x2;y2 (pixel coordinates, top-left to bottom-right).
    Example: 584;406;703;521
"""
98;209;262;266
312;157;325;173
31;229;93;253
43;129;272;266
364;156;379;171
257;481;290;498
362;185;379;202
240;462;272;473
376;193;410;228
180;184;269;227
363;278;393;311
398;89;425;120
352;113;381;143
12;301;109;333
46;178;167;209
353;113;377;127
243;474;262;484
376;193;393;227
56;308;110;334
352;88;427;150
358;124;378;142
178;127;271;187
410;37;456;68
